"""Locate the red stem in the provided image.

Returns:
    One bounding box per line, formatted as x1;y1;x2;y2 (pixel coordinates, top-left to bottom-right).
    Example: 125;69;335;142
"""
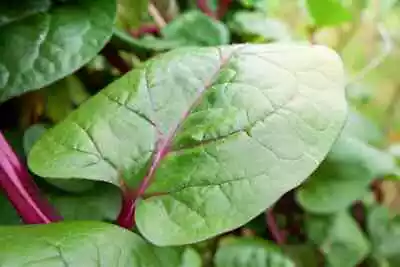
101;43;131;74
216;0;232;19
266;207;285;245
130;24;160;38
0;132;62;224
197;0;216;18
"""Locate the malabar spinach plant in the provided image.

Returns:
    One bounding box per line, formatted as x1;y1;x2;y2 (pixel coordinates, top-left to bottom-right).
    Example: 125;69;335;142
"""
1;0;400;266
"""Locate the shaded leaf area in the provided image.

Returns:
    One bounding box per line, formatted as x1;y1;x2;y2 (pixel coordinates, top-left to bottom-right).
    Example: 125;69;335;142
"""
0;221;201;267
0;0;50;26
214;237;295;267
306;212;370;267
0;192;22;225
29;44;347;245
296;133;397;214
162;11;230;46
229;11;291;42
306;0;352;27
283;245;319;267
367;206;400;266
0;0;116;102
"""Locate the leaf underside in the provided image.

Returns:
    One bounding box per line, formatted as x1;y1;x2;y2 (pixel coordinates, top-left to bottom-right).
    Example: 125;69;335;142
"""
29;44;347;245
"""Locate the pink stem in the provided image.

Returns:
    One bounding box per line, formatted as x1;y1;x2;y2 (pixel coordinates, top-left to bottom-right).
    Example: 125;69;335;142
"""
197;0;216;18
0;132;62;224
130;24;160;38
216;0;232;19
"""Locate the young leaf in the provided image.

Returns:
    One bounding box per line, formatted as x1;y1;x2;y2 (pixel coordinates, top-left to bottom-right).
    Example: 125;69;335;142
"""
306;212;370;267
306;0;352;27
214;237;295;267
117;0;148;29
0;221;200;266
296;134;397;214
0;0;116;102
230;11;291;42
162;11;230;46
367;206;400;265
28;44;347;245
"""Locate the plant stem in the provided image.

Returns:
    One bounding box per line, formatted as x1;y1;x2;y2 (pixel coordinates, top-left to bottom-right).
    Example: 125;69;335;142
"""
197;0;216;18
266;207;285;245
101;43;131;74
148;2;167;29
216;0;232;19
0;132;62;224
130;24;160;38
116;194;135;229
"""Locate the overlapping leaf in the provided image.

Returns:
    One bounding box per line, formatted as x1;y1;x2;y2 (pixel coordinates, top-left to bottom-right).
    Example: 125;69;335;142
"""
0;221;201;266
29;44;347;245
215;237;295;267
0;0;116;102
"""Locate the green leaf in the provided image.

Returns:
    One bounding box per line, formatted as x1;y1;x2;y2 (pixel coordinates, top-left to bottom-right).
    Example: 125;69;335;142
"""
28;44;347;245
306;0;353;27
230;11;291;42
162;11;230;46
296;134;397;214
306;212;370;267
0;0;51;26
112;28;183;53
24;124;95;193
214;237;295;267
0;0;116;102
0;221;201;266
283;245;319;267
46;183;121;222
117;0;148;29
44;75;90;122
367;206;400;265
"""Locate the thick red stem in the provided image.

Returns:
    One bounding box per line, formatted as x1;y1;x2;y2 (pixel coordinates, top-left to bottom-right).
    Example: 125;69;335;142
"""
0;132;62;224
197;0;216;18
216;0;232;19
130;24;160;38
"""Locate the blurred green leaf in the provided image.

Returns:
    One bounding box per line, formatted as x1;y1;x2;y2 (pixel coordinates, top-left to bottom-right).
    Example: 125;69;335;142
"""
306;0;352;27
153;0;180;20
283;245;319;267
0;0;116;102
44;75;90;123
367;206;400;265
117;0;148;29
306;212;370;267
0;0;51;26
230;11;291;42
162;11;230;46
215;237;295;267
0;192;21;225
296;134;397;214
46;183;121;222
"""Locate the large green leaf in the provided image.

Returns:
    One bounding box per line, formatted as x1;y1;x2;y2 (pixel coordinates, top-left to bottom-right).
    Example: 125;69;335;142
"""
28;44;347;245
296;134;397;214
214;237;295;267
0;0;116;102
162;11;230;46
0;221;201;266
367;206;400;265
306;0;352;27
306;212;370;267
